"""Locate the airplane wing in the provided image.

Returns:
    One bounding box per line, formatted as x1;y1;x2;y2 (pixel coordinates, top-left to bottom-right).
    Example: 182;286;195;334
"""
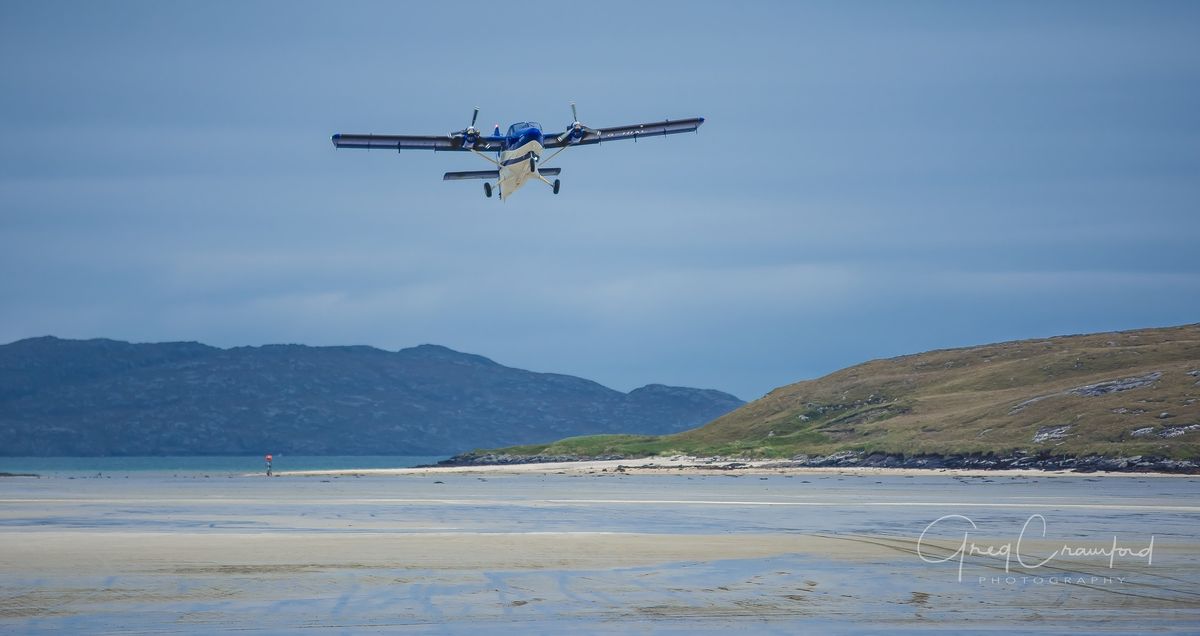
541;117;704;149
331;134;506;152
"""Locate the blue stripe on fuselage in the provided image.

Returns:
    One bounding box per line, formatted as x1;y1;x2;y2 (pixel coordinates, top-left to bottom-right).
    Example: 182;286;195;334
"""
500;151;538;166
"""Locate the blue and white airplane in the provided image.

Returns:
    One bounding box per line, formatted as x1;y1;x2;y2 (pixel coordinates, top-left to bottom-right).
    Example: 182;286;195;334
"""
331;104;704;200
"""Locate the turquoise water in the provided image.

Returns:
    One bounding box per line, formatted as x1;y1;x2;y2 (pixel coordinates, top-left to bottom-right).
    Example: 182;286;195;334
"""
0;455;446;476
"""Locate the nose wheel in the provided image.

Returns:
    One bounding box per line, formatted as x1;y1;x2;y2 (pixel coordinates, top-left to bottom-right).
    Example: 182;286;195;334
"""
483;182;493;198
552;179;560;195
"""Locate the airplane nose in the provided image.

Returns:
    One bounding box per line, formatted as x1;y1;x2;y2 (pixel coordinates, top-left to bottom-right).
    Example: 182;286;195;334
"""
522;128;543;144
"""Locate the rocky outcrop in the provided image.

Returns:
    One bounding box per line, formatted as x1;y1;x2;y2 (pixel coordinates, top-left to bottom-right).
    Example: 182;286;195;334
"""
1032;425;1072;443
1067;371;1163;397
778;451;1198;473
1011;371;1163;414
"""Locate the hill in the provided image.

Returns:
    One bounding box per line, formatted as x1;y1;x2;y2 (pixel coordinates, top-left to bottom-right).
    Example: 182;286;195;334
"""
479;324;1200;462
0;337;743;456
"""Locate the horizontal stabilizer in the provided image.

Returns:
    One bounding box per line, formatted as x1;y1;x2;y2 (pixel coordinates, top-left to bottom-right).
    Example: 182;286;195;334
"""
442;168;561;181
443;170;499;181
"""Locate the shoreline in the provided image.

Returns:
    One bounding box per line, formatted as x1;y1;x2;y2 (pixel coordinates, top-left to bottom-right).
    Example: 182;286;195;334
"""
278;456;1197;478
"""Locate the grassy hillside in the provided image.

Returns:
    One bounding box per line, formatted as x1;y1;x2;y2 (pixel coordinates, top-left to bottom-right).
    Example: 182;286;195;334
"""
494;324;1200;460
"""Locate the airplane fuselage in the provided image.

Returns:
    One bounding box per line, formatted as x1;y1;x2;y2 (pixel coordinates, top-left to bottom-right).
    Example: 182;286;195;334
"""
497;122;545;200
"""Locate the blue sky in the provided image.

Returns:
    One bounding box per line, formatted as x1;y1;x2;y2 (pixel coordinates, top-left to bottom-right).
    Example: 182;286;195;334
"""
2;1;1198;399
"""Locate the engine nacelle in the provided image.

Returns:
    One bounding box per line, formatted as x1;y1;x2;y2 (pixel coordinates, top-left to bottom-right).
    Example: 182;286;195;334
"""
558;123;587;145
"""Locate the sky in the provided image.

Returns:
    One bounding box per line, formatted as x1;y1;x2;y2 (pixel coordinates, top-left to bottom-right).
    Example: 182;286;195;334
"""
1;1;1198;400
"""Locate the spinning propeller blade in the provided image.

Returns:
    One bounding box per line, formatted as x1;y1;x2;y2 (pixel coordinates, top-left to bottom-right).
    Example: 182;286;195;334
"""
451;107;483;149
452;107;482;136
558;101;599;144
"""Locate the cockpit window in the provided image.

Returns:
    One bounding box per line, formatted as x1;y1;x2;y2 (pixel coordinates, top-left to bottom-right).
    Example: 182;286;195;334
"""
506;122;542;136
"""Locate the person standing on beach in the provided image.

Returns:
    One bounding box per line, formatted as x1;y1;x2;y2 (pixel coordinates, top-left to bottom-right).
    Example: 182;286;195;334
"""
265;454;273;477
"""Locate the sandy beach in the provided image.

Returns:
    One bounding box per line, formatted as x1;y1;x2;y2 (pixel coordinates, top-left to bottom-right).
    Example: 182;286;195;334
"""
2;469;1198;633
278;456;1195;478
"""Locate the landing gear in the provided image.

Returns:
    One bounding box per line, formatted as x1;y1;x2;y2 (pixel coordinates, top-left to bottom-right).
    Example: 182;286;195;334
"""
483;182;492;198
536;172;561;194
529;156;536;173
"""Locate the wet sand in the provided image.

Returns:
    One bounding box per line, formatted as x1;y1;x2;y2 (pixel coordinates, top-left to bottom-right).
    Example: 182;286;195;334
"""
2;472;1198;633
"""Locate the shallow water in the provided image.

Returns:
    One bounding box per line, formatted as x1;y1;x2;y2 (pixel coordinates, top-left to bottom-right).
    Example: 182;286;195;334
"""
0;455;446;477
1;471;1197;633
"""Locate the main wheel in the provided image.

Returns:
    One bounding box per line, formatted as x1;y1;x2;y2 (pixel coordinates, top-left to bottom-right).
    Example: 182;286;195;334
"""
483;182;492;198
552;179;560;195
529;156;536;173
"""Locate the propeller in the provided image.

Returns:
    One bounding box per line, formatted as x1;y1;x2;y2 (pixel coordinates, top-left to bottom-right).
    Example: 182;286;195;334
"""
557;102;600;144
451;107;481;148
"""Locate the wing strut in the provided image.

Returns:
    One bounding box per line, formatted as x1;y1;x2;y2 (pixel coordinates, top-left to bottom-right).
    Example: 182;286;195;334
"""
470;149;502;168
539;144;569;168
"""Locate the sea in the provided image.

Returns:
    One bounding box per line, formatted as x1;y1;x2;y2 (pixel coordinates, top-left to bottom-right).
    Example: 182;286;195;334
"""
0;455;446;477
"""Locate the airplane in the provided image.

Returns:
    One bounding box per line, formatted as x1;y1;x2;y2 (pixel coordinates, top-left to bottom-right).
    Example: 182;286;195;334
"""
331;104;704;200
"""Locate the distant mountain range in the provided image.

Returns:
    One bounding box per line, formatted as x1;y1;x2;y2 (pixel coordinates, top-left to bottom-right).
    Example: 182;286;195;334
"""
0;337;744;456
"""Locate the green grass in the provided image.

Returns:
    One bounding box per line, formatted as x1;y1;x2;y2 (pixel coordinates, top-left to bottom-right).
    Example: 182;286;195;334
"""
483;324;1200;461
